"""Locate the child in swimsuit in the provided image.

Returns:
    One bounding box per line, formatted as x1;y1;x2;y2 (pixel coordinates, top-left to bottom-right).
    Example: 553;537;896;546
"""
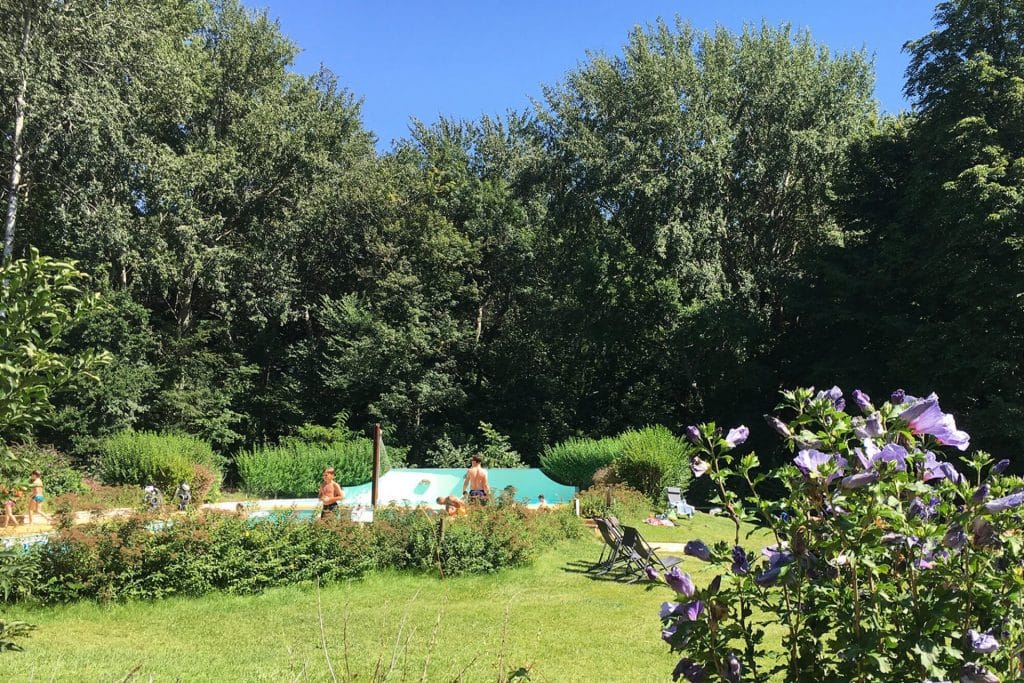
28;470;43;524
2;486;17;527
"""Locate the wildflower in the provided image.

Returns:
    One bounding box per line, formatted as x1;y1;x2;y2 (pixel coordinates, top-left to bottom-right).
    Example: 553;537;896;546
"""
984;491;1024;514
685;426;701;444
684;540;712;562
665;566;695;597
731;546;749;575
764;415;791;438
852;389;872;412
793;449;846;482
672;659;707;683
841;471;879;489
853;413;885;439
690;457;709;478
992;459;1010;475
898;393;970;451
972;483;990;504
724;426;749;448
725;653;741;682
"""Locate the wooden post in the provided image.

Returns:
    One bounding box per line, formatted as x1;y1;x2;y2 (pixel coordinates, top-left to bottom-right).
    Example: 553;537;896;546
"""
371;424;382;507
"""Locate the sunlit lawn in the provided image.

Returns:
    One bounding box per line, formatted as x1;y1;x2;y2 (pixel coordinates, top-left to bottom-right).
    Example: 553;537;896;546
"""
0;513;779;682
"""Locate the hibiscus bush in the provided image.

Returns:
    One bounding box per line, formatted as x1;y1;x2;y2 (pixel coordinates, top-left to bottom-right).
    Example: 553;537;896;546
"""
654;386;1024;683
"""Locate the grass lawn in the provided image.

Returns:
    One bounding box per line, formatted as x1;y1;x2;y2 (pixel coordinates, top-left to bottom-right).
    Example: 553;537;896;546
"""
0;513;769;682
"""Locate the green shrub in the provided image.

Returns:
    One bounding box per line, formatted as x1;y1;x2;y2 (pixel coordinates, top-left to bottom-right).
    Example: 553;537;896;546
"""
0;444;85;497
96;431;222;498
30;511;376;603
611;425;689;500
540;436;623;488
22;503;586;602
236;439;395;496
577;483;652;519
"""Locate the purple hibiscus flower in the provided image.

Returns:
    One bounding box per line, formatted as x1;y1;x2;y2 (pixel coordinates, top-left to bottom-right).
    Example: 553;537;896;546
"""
890;388;907;405
984;491;1024;514
672;659;707;683
685;425;701;444
942;525;967;550
960;663;999;683
908;496;940;520
682;600;704;621
972;483;990;504
841;471;880;489
816;386;844;410
899;393;970;451
662;621;678;643
793;449;847;482
967;629;1000;653
992;459;1011;475
764;414;791;438
645;566;660;581
762;546;793;569
875;443;909;471
690;457;709;478
724;426;749;448
919;451;964;484
725;653;742;683
660;601;684;619
852;389;872;412
684;540;712;562
853;413;885;439
754;566;782;587
665;566;695;597
731;546;750;575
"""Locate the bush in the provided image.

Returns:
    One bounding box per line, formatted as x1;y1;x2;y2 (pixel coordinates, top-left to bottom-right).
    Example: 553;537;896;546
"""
540;436;623;488
611;425;689;500
0;444;85;497
236;439;393;497
30;511;376;603
19;502;587;602
96;431;222;499
577;483;652;520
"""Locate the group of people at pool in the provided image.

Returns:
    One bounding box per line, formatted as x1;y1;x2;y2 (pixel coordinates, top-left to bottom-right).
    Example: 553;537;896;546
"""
2;469;47;527
318;455;551;519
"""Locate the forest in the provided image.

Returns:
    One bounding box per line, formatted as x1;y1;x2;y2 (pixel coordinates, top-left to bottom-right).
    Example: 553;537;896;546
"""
1;0;1021;471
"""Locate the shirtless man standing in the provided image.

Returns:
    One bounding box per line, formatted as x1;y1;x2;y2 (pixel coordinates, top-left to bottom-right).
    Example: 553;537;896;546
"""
319;467;344;519
462;456;490;502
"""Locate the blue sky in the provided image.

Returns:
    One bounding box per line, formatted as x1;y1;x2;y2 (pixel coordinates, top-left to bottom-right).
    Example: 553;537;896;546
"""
246;1;939;149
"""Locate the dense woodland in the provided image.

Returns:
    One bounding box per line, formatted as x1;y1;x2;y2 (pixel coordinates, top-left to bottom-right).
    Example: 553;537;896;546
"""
0;0;1021;469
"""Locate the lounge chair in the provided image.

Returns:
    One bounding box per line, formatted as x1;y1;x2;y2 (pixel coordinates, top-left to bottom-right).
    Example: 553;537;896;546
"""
618;525;684;583
591;517;629;575
666;487;695;518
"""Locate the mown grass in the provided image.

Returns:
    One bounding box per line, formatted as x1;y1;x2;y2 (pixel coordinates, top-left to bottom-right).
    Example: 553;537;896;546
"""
0;513;773;682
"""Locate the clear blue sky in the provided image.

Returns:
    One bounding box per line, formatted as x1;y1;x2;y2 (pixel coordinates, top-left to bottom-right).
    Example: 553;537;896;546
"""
245;1;939;149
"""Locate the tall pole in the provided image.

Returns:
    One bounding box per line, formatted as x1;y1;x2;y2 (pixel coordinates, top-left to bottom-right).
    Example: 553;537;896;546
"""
371;423;381;507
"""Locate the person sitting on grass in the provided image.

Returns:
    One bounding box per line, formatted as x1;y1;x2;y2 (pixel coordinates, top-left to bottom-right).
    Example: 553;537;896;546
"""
436;494;467;516
462;455;490;503
319;467;344;519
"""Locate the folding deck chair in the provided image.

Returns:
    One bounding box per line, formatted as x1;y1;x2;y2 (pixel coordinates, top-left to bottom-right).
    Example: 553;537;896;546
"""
591;517;629;576
666;486;695;518
618;525;684;583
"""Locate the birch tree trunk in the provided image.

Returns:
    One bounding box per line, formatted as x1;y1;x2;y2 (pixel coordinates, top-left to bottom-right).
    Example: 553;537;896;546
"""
3;10;32;261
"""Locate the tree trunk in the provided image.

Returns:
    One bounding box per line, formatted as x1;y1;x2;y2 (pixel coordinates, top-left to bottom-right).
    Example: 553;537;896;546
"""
4;11;32;261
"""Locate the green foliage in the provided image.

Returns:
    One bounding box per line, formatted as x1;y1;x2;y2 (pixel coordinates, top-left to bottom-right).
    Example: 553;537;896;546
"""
236;438;395;496
30;511;376;603
476;422;525;468
540;436;623;488
20;503;585;603
0;251;110;450
96;431;222;498
657;387;1024;682
611;425;690;500
577;483;652;520
0;444;84;497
